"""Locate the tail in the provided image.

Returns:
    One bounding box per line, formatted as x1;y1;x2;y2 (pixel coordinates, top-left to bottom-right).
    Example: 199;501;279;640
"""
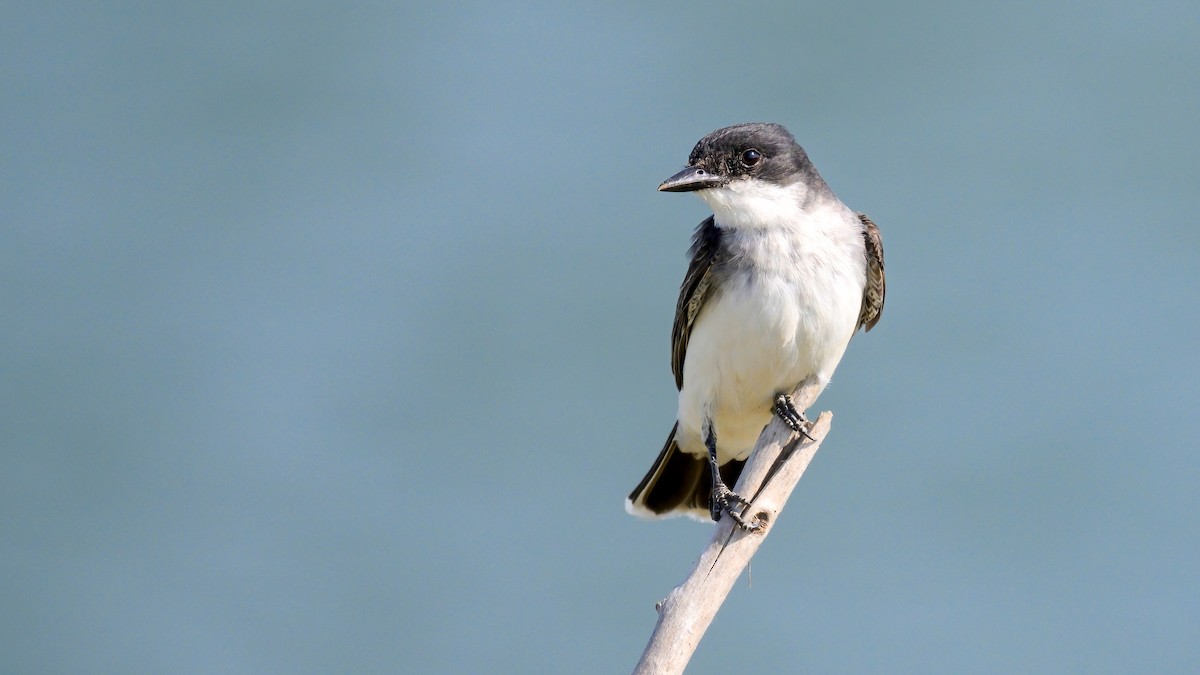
625;423;746;521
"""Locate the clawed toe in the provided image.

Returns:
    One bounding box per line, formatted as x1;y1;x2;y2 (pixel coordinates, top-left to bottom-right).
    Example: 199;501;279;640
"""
773;393;815;441
710;487;759;531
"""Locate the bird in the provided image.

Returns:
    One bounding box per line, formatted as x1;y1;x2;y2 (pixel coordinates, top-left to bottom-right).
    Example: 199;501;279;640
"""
626;122;885;526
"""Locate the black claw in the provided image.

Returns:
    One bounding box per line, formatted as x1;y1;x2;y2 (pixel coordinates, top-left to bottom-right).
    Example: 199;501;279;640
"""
727;509;761;531
774;393;815;441
703;420;760;530
709;484;741;521
709;486;759;530
708;489;724;522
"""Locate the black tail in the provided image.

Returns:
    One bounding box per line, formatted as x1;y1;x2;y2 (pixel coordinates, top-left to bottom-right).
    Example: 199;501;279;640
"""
626;423;746;520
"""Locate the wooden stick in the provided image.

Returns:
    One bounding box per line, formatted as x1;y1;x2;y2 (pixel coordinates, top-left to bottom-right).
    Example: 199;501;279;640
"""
632;378;831;675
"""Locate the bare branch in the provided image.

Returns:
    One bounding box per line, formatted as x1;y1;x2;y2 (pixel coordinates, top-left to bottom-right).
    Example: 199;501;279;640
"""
632;377;831;675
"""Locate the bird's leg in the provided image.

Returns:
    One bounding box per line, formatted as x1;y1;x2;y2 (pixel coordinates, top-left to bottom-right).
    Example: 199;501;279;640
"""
774;393;815;441
704;422;756;530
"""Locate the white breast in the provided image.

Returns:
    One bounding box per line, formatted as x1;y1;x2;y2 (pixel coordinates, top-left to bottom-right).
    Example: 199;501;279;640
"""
674;183;866;463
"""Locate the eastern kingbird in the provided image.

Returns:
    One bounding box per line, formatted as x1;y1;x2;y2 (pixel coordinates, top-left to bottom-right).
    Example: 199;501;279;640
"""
626;122;885;526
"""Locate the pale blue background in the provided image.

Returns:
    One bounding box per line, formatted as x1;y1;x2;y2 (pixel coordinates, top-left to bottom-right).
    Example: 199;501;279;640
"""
4;2;1198;673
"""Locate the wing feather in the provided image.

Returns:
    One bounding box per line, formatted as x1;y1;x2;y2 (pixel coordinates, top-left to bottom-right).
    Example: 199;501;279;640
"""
857;213;886;332
671;217;722;389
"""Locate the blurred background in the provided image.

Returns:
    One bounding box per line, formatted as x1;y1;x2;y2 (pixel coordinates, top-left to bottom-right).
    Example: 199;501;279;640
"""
3;2;1198;673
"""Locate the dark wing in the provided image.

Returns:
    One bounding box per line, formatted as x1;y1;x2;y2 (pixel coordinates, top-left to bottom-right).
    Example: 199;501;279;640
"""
857;213;886;332
671;217;722;389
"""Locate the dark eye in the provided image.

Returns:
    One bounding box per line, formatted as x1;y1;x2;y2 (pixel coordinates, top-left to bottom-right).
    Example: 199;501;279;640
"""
740;149;762;167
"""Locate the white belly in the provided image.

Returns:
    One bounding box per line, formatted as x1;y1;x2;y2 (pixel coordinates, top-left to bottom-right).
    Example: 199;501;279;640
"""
675;238;863;464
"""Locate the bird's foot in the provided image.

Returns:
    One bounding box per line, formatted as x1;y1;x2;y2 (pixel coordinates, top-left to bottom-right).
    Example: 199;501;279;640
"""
773;393;815;441
710;485;760;531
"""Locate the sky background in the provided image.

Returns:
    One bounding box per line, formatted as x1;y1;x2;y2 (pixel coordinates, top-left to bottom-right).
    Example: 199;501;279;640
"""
3;2;1199;673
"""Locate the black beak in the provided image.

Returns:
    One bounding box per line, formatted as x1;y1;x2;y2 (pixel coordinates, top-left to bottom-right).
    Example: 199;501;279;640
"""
658;166;726;192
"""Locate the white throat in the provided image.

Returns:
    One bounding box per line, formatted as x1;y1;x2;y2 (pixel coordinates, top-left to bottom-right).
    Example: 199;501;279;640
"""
697;178;813;230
